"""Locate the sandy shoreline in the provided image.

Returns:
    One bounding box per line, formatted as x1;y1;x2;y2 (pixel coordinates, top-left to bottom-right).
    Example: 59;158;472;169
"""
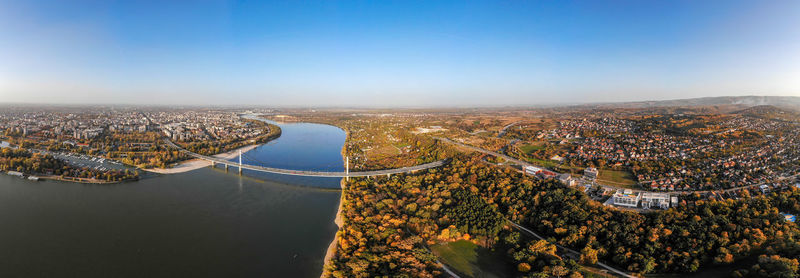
321;179;345;277
321;128;349;278
142;144;261;174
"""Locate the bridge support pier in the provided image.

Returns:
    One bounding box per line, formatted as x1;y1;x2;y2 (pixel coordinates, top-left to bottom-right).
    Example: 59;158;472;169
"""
225;164;229;172
211;161;215;168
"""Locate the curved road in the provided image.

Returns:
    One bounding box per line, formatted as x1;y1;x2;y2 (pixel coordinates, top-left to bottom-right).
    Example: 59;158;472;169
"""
498;121;522;138
164;139;448;177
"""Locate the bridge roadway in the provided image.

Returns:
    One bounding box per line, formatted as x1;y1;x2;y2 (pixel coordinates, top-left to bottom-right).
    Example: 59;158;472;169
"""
163;139;448;177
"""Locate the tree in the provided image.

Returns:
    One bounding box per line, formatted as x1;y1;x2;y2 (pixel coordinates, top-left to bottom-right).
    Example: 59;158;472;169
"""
551;265;569;278
580;245;599;265
517;262;531;273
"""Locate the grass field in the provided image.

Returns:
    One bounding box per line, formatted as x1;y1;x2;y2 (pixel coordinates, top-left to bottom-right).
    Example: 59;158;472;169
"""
518;143;545;154
597;169;637;188
430;240;514;278
525;157;558;169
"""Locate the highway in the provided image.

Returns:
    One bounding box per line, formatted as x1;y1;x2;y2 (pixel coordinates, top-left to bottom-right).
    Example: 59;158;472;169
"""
163;139;448;177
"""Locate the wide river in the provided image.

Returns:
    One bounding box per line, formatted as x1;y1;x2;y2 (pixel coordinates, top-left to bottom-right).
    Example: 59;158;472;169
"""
0;119;345;277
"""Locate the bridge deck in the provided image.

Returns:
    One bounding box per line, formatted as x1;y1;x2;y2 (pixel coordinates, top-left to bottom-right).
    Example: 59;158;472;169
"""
164;140;447;177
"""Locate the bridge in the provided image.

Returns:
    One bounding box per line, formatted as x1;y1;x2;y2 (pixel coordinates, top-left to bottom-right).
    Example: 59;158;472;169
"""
163;139;448;177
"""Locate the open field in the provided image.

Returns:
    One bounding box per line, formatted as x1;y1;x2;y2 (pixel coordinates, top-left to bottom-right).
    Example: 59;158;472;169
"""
430;240;514;278
597;169;638;188
525;157;559;169
518;143;545;154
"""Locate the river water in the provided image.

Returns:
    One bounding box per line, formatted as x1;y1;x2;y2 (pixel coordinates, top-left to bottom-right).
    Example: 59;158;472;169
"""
0;121;344;277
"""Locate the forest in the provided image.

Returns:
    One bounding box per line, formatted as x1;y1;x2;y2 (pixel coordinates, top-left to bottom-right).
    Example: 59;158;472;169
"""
326;153;799;277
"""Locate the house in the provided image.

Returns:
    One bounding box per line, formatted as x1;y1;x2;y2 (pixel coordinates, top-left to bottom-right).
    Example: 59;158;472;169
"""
612;189;640;207
641;192;671;209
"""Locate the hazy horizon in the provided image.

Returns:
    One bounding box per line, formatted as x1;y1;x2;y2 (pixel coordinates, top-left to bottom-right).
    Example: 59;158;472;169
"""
2;1;799;106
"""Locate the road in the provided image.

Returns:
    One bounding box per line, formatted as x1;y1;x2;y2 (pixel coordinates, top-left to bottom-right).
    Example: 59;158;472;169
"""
434;137;539;169
507;220;636;278
164;139;448;177
436;136;636;276
498;121;522;138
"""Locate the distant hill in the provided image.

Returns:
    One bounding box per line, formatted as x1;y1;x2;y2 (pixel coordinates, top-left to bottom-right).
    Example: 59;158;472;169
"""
734;105;800;121
583;96;800;110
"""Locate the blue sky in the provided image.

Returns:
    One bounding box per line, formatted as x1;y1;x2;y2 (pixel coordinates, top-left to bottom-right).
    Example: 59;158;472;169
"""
1;0;798;107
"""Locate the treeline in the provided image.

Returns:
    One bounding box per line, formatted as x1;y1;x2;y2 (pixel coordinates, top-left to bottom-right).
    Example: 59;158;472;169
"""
0;147;66;174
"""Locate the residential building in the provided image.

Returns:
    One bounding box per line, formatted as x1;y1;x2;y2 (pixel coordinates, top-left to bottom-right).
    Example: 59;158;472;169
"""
641;192;671;209
612;189;640;207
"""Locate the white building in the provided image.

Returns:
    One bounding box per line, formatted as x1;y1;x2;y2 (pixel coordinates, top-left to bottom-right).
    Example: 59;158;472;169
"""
612;189;640;207
641;192;671;209
584;167;598;180
557;173;577;186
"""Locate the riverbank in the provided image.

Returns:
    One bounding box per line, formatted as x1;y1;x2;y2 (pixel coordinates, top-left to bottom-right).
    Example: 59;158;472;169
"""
37;174;125;184
143;144;261;174
321;128;349;278
321;178;345;277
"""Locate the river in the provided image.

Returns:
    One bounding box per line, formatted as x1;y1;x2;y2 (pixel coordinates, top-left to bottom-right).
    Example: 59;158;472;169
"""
0;120;345;277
